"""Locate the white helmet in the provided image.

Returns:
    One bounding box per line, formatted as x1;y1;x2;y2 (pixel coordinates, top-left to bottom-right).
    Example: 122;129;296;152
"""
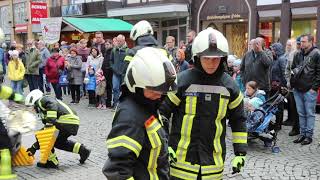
125;47;177;93
192;27;229;58
25;89;43;106
130;20;154;41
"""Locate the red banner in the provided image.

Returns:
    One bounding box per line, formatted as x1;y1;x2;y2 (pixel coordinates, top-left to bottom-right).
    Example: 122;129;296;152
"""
31;2;48;24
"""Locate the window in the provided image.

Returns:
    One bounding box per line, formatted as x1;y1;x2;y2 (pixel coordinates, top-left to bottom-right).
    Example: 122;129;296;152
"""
14;2;26;24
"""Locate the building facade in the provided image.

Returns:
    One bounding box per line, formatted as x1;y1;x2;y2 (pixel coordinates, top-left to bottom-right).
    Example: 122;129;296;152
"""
192;0;320;57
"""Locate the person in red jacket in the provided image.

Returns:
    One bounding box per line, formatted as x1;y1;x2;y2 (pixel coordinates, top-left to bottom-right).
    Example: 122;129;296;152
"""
45;48;65;100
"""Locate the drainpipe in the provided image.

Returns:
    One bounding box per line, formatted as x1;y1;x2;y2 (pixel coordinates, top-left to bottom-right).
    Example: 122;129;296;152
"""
197;0;207;33
245;0;252;46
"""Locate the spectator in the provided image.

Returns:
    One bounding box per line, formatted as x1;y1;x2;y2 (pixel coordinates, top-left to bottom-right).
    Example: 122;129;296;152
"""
102;39;113;108
84;66;96;108
87;47;103;75
8;50;25;95
25;39;41;91
60;41;70;50
227;55;237;76
0;43;6;83
45;48;65;100
165;36;177;61
241;38;273;95
95;69;106;109
112;37;118;47
37;40;51;93
93;31;106;55
70;43;76;49
232;59;245;93
248;39;255;51
291;34;320;145
78;39;91;97
110;34;128;109
284;38;300;136
53;42;60;52
244;81;266;115
185;30;196;66
270;43;287;131
174;49;189;73
179;40;186;50
66;48;82;104
16;44;26;66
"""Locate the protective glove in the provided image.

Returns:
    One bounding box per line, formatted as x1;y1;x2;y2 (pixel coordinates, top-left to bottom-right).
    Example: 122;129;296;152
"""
232;155;246;174
26;147;36;156
168;147;177;165
13;93;24;104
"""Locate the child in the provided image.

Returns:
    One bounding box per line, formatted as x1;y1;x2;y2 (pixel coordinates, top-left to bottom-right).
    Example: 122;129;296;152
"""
59;68;70;96
244;81;266;114
8;50;25;95
95;69;107;110
85;66;96;108
232;59;245;93
175;49;189;73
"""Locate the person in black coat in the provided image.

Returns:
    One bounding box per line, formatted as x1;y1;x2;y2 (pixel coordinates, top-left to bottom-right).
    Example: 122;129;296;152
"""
102;39;113;108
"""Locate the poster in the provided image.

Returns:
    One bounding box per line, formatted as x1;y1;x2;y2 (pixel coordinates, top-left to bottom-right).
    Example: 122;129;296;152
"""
40;17;62;44
31;2;48;24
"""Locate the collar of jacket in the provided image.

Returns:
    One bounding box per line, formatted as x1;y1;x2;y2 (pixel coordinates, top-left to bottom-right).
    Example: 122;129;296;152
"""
136;35;158;47
302;46;315;56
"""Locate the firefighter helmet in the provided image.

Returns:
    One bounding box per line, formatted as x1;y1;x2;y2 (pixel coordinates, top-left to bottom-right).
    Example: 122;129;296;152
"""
192;27;229;58
125;47;177;94
25;89;43;106
130;20;154;41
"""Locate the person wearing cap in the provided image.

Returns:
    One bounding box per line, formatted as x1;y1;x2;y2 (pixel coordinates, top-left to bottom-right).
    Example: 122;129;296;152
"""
102;47;177;180
8;50;25;95
232;59;245;93
160;28;247;179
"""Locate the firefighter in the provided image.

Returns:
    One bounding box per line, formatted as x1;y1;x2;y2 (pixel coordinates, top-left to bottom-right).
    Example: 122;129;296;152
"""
0;85;24;179
159;28;247;179
102;47;177;180
123;20;173;74
25;89;91;168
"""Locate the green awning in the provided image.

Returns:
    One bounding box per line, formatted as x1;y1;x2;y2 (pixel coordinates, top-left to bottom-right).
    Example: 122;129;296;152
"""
63;17;133;33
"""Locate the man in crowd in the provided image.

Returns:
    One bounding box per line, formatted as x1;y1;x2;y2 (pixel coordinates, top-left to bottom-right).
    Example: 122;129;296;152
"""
291;34;320;145
165;36;177;61
110;34;128;109
94;31;106;55
37;40;51;93
185;30;196;66
25;39;41;91
241;37;273;96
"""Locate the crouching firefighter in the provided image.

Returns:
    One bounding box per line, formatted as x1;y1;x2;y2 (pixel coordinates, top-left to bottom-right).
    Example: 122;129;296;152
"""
102;47;177;180
159;28;248;179
0;85;24;179
25;89;91;168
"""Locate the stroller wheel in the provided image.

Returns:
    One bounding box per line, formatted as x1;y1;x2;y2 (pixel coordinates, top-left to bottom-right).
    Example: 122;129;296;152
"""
264;141;272;147
272;146;280;153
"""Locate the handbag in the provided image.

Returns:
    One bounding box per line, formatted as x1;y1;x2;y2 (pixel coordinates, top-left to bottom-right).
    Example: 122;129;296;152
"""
290;58;309;87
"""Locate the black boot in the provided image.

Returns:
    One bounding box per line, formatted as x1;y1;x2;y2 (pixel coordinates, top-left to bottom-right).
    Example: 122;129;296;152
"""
37;161;58;169
289;129;299;136
282;119;293;126
79;145;91;164
293;136;305;143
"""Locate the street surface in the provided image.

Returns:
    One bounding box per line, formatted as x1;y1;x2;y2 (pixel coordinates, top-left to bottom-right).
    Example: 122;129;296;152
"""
10;95;320;180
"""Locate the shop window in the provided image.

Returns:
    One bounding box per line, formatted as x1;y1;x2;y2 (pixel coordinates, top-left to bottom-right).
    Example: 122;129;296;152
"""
168;19;178;27
179;18;187;25
259;22;273;48
274;22;280;43
291;20;317;41
169;29;178;46
162;30;167;46
179;26;186;44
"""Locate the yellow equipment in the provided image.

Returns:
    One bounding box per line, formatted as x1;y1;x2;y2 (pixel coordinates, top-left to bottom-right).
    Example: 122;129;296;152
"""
35;126;59;164
12;146;34;166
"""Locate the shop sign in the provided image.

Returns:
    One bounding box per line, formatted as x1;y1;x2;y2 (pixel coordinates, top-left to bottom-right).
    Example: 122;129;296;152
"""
207;14;241;20
15;24;28;33
31;2;48;24
71;34;80;41
40;17;62;44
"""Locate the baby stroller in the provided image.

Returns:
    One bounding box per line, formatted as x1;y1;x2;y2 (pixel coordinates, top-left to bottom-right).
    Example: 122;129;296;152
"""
246;88;289;152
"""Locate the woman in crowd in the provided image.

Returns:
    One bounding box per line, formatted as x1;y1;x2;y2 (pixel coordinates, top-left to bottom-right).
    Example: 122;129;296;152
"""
101;39;113;108
86;47;103;75
45;48;65;100
77;39;91;97
174;49;189;73
66;48;83;104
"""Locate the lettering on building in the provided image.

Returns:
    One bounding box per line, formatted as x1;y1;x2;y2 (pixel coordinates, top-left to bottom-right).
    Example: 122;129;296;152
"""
207;14;241;20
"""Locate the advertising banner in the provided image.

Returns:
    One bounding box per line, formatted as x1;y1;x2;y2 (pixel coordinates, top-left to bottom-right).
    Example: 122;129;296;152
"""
40;17;62;44
31;2;48;24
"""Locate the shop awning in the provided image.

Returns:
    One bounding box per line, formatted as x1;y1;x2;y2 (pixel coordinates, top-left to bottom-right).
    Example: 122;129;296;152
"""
62;17;133;33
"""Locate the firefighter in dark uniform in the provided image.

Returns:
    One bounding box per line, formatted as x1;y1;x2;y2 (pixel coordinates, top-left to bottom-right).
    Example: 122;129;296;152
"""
123;20;173;75
160;28;247;179
25;89;91;168
102;47;177;180
0;85;24;179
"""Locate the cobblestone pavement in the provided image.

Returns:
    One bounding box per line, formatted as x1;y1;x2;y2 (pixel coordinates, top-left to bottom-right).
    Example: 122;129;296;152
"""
10;95;320;180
